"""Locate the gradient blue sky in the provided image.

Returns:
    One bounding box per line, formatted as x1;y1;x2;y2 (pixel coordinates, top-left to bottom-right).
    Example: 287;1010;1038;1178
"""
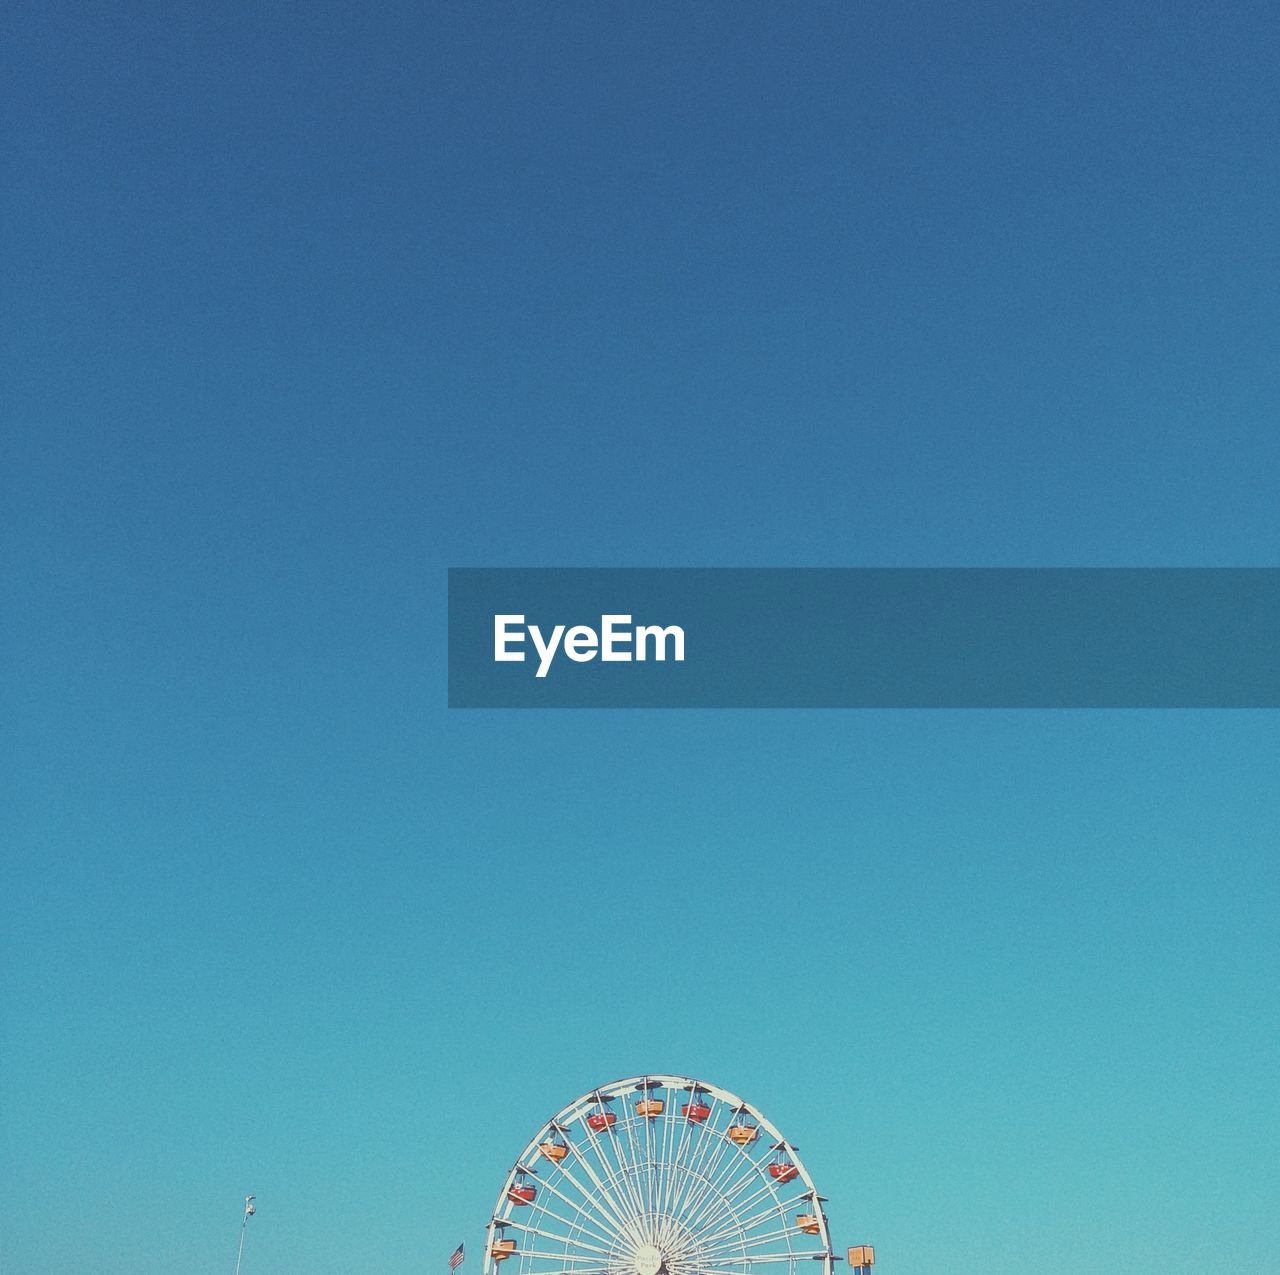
3;3;1278;1273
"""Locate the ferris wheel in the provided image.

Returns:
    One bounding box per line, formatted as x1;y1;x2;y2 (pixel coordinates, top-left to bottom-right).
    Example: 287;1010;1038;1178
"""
483;1075;837;1275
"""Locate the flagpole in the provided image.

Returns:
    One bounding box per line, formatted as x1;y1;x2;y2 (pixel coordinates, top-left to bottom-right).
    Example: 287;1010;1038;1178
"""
234;1215;248;1275
234;1195;255;1275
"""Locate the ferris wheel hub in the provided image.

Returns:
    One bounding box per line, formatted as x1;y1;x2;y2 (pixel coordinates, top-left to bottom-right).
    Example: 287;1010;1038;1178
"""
634;1244;664;1275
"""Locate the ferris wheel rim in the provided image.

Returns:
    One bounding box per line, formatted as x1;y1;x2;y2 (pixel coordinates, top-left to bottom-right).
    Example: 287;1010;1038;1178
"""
484;1075;835;1275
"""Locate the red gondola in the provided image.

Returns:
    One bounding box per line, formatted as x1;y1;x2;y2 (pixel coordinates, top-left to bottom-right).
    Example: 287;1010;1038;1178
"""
770;1143;800;1183
587;1111;618;1132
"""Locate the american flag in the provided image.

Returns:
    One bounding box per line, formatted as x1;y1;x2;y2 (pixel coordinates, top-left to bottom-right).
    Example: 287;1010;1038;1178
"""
449;1245;465;1270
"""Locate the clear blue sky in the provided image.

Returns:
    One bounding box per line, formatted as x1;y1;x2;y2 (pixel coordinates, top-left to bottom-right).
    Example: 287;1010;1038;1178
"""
3;3;1278;1273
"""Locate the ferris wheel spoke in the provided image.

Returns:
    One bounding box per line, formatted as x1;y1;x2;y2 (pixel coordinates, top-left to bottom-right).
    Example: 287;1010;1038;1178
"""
657;1141;695;1237
616;1106;655;1234
601;1159;652;1239
643;1107;667;1243
698;1252;808;1266
666;1258;717;1275
714;1224;802;1251
694;1180;789;1247
629;1103;652;1228
695;1217;781;1254
692;1215;787;1261
646;1112;667;1230
522;1167;591;1213
640;1131;667;1243
671;1145;733;1254
697;1202;808;1251
669;1113;737;1226
661;1123;702;1224
670;1093;710;1218
623;1111;657;1236
677;1161;745;1239
524;1167;588;1213
516;1253;616;1268
666;1114;722;1224
659;1088;698;1223
615;1115;655;1248
554;1160;635;1237
653;1103;677;1225
498;1220;615;1258
681;1158;766;1234
683;1120;742;1216
576;1118;637;1228
516;1242;622;1263
678;1137;769;1233
518;1195;618;1251
575;1135;645;1236
655;1095;683;1223
684;1174;776;1242
525;1176;618;1248
664;1259;708;1275
523;1268;612;1275
634;1100;654;1219
640;1085;670;1223
591;1111;648;1225
512;1247;617;1263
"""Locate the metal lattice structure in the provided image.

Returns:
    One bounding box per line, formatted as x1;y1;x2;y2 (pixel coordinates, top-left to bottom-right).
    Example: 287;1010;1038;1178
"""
484;1075;836;1275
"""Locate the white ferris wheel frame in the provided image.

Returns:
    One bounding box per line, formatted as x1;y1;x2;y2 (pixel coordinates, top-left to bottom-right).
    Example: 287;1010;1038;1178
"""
483;1075;836;1275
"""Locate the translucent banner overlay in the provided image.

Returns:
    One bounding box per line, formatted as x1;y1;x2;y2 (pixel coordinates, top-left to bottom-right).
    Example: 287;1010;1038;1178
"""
447;569;1280;708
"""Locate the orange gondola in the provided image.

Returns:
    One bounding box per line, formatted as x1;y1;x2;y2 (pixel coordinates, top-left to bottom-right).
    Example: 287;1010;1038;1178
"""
635;1078;665;1119
540;1136;569;1163
727;1106;759;1146
493;1240;516;1263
